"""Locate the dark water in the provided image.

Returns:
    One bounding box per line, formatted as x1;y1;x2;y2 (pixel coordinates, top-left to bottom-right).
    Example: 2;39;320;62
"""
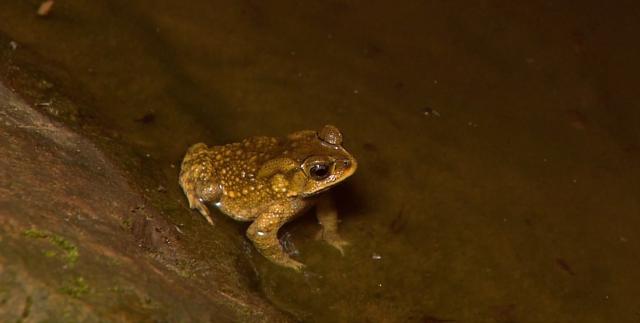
2;1;639;322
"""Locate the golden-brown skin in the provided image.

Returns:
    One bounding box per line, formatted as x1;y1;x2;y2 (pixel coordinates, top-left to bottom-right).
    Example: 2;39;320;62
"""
179;125;357;270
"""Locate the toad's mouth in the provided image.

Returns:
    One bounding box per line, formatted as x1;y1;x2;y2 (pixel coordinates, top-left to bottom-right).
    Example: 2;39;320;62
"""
312;186;332;195
299;185;330;198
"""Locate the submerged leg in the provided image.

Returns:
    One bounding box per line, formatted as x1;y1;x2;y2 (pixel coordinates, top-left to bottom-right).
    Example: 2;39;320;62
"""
315;194;349;254
246;203;305;271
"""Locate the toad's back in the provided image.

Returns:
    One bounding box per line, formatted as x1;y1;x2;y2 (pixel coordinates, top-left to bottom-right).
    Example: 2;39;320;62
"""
181;136;289;221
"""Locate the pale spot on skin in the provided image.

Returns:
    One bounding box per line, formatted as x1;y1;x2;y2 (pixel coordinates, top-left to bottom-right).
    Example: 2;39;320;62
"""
270;174;289;192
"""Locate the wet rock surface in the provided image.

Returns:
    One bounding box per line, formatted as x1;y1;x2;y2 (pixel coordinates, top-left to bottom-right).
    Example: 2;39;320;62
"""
0;82;291;322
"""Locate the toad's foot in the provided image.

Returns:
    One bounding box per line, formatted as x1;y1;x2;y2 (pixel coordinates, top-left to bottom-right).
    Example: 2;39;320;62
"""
282;257;305;271
187;194;214;225
315;230;350;255
246;205;305;271
247;226;305;271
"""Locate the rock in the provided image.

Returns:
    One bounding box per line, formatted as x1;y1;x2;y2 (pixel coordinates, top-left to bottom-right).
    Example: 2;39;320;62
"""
0;82;291;322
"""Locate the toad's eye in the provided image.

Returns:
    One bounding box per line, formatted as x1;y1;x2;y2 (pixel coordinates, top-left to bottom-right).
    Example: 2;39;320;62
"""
309;164;330;180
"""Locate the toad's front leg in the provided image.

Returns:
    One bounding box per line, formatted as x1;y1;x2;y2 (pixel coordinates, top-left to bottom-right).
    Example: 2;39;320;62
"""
246;200;307;271
315;194;349;254
179;143;221;225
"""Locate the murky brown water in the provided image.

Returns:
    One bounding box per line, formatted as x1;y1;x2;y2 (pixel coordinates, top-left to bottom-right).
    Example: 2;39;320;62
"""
2;1;640;322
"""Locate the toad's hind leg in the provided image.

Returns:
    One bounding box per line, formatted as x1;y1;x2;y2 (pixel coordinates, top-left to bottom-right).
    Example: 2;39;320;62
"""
246;202;305;271
179;143;221;225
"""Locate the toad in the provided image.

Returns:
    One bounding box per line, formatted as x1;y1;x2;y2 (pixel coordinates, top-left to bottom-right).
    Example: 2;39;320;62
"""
179;125;357;270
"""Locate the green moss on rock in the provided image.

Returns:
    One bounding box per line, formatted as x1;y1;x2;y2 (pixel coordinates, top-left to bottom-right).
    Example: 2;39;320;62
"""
22;228;79;266
60;277;90;298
